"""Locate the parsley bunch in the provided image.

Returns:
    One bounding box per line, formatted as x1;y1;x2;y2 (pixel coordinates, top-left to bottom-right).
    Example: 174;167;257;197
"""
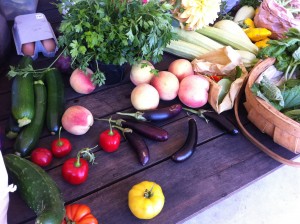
57;0;177;86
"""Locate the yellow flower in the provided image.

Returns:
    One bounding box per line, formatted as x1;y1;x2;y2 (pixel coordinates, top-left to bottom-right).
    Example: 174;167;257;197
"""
173;0;221;30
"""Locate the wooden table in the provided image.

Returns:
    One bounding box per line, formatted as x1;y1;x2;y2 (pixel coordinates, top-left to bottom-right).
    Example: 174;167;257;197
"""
1;1;298;224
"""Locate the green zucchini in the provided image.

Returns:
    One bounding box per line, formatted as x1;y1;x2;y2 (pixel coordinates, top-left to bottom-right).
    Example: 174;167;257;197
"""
4;154;65;224
5;114;21;139
44;69;65;135
14;80;47;157
11;57;35;127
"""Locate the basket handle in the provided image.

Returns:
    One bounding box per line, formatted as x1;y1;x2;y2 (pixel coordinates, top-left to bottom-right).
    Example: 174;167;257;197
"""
234;77;300;168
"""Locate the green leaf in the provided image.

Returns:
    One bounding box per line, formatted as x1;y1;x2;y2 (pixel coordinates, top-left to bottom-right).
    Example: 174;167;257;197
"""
292;47;300;61
281;84;300;109
235;66;242;79
283;109;300;122
75;24;83;33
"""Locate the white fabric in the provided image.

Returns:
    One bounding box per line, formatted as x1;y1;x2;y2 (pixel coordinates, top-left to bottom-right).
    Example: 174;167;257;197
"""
0;151;16;224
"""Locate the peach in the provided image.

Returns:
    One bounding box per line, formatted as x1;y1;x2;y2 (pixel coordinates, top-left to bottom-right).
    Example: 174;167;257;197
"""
178;75;209;108
61;105;94;135
70;68;96;94
130;60;155;85
168;59;194;82
150;71;179;101
131;83;160;110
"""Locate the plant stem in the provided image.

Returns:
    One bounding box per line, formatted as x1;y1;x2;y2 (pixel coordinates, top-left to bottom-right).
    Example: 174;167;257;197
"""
47;47;67;69
183;107;212;123
116;111;146;121
57;126;63;146
76;145;98;166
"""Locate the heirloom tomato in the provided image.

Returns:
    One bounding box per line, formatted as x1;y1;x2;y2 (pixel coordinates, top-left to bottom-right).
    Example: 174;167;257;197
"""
62;204;98;224
128;181;165;219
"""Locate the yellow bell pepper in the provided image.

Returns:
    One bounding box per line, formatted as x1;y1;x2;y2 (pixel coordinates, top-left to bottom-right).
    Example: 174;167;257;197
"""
245;27;272;42
255;38;271;48
128;181;165;219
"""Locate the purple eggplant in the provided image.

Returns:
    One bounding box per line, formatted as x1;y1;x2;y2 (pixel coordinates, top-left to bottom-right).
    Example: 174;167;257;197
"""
202;111;239;135
183;108;239;135
125;131;150;166
172;118;198;162
116;104;182;121
117;119;168;142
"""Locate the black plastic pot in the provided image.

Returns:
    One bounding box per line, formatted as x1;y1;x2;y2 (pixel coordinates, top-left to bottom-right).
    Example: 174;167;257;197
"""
90;61;125;85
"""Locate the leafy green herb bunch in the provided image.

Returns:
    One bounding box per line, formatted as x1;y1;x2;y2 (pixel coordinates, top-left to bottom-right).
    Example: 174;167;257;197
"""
57;0;178;85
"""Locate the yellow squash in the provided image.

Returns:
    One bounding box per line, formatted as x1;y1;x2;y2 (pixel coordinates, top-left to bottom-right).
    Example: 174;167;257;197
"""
255;38;271;48
245;27;272;42
128;181;165;219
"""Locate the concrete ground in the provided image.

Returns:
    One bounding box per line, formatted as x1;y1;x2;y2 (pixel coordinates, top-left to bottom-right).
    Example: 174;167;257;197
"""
180;156;300;224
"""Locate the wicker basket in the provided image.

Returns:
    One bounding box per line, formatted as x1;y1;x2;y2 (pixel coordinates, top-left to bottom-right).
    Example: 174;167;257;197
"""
244;58;300;154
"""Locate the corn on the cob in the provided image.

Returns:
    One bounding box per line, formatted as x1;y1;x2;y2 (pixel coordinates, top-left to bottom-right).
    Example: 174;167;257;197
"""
197;26;259;55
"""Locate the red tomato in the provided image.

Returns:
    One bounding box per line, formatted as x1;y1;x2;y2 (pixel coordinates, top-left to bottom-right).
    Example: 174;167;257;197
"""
31;148;53;167
51;138;72;158
62;158;89;185
99;129;121;152
64;204;98;224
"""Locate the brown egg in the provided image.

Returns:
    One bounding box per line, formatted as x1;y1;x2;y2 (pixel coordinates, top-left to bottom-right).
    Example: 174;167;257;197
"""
21;42;35;56
42;38;56;52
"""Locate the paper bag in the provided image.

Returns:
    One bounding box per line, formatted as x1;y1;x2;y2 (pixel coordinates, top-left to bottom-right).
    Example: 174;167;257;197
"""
192;46;249;114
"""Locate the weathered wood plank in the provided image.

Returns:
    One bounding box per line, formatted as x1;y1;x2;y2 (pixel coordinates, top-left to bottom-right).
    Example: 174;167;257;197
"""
8;114;227;223
24;126;285;224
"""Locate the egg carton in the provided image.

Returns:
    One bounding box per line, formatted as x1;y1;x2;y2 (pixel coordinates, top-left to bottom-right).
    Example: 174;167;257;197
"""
12;13;58;60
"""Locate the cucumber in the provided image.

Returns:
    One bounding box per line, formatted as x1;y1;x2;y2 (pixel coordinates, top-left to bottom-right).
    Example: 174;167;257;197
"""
14;80;47;157
44;69;65;135
11;57;35;127
4;154;65;224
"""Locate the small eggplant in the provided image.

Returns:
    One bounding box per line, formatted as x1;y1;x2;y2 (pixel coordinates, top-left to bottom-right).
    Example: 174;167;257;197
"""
202;111;239;135
96;118;169;141
124;131;150;166
183;108;239;135
172;118;198;162
116;104;183;121
118;119;169;142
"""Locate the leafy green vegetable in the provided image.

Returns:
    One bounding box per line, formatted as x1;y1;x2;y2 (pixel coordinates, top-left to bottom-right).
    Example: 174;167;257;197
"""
235;66;242;79
239;0;262;8
251;73;300;123
57;0;177;85
283;109;300;122
279;80;300;109
251;83;283;110
251;75;284;110
257;28;300;80
218;1;234;21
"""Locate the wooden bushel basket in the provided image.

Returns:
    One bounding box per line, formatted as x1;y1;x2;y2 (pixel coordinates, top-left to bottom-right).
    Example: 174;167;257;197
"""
244;58;300;154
